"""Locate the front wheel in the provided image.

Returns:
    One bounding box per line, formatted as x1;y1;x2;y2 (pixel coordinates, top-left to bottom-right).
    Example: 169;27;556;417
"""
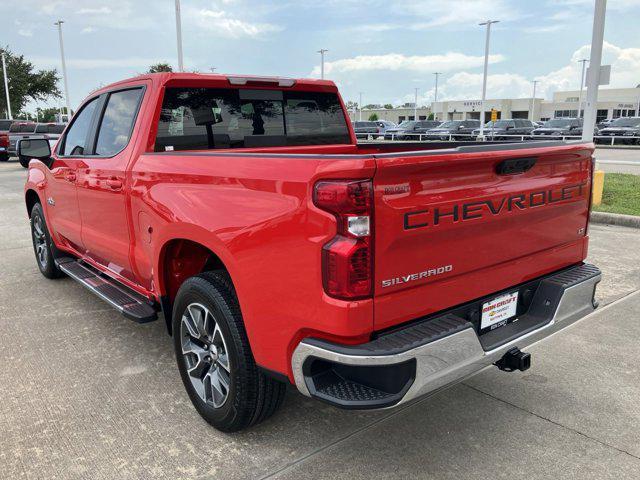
173;271;286;432
30;202;63;279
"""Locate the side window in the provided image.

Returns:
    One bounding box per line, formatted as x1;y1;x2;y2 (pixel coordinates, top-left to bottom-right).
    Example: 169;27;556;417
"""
61;98;98;156
95;88;143;156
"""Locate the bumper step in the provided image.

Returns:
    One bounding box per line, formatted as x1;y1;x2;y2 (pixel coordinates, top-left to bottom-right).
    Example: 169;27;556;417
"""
293;263;601;410
56;257;157;323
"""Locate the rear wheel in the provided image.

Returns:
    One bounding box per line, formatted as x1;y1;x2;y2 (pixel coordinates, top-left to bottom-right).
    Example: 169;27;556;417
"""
30;202;63;279
173;271;286;432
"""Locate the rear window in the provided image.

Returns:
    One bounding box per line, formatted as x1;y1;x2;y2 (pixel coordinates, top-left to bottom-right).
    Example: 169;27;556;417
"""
9;123;36;133
35;124;66;134
0;120;13;130
155;87;350;151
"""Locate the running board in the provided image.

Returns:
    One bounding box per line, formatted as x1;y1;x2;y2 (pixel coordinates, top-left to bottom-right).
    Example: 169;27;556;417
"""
56;257;158;323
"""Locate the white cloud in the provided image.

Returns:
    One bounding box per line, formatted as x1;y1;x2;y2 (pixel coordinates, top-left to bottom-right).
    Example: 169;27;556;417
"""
402;0;524;27
311;52;505;77
187;7;282;38
17;29;33;37
30;55;166;70
80;26;96;34
76;6;112;15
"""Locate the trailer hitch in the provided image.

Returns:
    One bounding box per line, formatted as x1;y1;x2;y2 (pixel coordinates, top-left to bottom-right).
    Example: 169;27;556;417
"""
495;347;531;372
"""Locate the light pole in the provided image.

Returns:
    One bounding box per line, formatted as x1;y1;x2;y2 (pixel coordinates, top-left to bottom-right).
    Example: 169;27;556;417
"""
1;52;12;119
433;72;441;120
577;59;588;118
210;67;217;73
54;20;71;119
582;0;606;142
478;20;499;138
174;0;184;72
530;80;539;121
317;49;328;79
359;92;363;121
414;87;419;120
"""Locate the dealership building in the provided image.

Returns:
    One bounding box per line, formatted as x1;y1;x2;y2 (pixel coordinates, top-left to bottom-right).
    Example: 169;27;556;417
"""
351;86;640;124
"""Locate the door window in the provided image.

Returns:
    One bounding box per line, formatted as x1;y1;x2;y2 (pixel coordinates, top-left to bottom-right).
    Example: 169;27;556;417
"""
61;98;99;156
95;88;143;156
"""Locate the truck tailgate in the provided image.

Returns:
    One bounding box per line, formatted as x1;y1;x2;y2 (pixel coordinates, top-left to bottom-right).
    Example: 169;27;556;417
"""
372;142;593;330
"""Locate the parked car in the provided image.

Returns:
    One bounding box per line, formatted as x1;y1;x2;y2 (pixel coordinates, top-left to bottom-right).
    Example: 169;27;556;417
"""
353;121;380;138
472;119;536;140
374;120;396;137
8;122;37;157
0;119;13;161
533;121;546;128
596;118;614;129
385;120;442;140
21;72;600;432
424;119;480;140
532;118;582;138
596;117;640;144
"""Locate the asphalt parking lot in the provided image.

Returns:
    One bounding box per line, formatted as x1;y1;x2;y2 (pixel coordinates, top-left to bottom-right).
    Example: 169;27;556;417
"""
1;159;639;479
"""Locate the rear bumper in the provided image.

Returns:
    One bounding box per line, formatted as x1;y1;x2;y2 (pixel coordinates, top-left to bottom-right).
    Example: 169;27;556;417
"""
291;263;601;409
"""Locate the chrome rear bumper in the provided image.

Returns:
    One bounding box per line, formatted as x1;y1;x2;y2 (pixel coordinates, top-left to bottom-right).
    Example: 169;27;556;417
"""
291;264;601;409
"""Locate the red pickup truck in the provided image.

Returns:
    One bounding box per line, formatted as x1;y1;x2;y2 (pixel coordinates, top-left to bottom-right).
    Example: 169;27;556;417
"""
21;73;601;432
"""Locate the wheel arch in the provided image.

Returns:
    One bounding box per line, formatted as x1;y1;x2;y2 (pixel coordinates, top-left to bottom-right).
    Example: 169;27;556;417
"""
156;237;236;334
25;189;41;217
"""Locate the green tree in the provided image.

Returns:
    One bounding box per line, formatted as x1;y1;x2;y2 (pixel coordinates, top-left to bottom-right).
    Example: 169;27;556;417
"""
427;113;435;120
148;62;173;73
383;104;393;109
345;100;358;111
36;106;64;122
0;47;60;118
368;113;379;121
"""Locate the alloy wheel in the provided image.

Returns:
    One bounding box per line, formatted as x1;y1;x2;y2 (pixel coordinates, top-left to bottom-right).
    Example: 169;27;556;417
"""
32;212;48;268
180;303;231;408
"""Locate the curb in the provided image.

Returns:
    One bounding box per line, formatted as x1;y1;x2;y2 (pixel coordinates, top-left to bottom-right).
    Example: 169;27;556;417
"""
590;211;640;229
595;145;640;150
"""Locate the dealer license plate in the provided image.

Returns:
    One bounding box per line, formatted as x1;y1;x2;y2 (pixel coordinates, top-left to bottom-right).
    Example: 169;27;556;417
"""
480;291;519;331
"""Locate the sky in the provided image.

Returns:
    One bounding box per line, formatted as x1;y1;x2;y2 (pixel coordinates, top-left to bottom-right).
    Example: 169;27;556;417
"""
1;0;639;112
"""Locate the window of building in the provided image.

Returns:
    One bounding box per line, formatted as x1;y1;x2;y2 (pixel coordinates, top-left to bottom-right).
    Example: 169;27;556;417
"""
596;109;608;123
554;110;578;118
613;109;637;118
155;87;350;151
398;116;406;123
565;97;579;102
418;115;427;120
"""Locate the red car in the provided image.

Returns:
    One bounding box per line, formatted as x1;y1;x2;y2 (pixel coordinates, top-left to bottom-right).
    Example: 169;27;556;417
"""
21;73;601;432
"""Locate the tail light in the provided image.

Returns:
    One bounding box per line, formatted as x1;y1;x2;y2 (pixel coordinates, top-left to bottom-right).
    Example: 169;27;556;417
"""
0;134;7;148
313;179;373;299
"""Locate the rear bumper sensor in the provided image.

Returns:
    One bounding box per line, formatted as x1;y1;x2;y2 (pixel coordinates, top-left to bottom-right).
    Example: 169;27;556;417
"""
56;257;157;323
292;263;601;410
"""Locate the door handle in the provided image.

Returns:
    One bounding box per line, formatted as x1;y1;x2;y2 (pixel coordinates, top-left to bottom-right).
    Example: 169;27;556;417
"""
107;178;123;190
65;173;76;182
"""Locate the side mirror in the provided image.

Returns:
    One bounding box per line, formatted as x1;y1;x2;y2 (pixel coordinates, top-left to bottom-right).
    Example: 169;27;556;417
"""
506;125;514;130
17;138;52;168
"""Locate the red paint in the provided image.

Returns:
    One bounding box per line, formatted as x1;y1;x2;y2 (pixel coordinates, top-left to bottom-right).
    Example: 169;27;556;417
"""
24;73;594;382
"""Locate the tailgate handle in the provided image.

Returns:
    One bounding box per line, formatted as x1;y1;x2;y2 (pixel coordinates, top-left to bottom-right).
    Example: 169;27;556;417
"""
496;157;537;175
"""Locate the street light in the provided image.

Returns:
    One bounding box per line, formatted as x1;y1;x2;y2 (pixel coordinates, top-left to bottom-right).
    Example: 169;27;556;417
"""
414;87;419;120
359;92;363;121
478;20;499;138
1;52;12;119
582;0;607;142
530;80;539;121
577;59;588;118
317;49;328;79
433;72;442;120
54;20;71;120
174;0;184;72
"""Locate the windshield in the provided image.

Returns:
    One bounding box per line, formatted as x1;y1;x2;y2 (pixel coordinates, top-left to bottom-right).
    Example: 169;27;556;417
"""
397;121;416;129
493;120;514;128
611;117;640;127
0;120;12;130
545;119;573;128
9;123;36;133
439;121;461;128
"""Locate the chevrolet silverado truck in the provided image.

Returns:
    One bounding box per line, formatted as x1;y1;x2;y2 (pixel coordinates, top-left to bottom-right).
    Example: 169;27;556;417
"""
20;73;601;432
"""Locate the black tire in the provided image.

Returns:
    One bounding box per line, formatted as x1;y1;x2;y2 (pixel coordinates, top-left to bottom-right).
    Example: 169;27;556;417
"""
173;271;286;432
30;202;63;279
